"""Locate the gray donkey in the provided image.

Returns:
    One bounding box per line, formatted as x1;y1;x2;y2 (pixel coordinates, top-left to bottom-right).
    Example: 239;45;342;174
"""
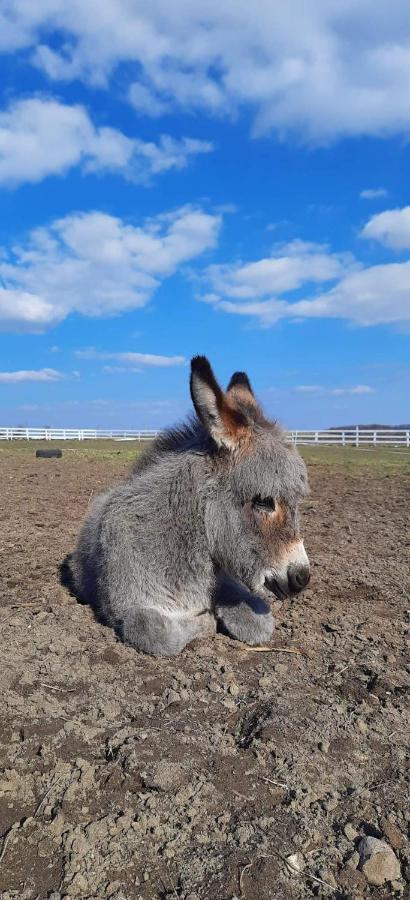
68;357;310;656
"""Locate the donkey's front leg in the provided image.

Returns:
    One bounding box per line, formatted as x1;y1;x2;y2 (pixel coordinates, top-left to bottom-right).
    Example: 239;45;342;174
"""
122;606;216;657
214;576;274;645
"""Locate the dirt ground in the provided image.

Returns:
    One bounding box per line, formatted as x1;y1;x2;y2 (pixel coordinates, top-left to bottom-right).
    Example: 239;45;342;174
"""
0;443;409;900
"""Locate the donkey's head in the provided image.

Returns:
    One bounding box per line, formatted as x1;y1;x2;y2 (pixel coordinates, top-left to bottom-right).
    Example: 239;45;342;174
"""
190;356;310;600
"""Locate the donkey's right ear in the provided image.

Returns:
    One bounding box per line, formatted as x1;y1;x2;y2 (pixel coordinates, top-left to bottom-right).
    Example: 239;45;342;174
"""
190;356;248;449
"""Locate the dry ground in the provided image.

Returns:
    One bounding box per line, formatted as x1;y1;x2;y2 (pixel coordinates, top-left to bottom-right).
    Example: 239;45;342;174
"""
0;442;409;900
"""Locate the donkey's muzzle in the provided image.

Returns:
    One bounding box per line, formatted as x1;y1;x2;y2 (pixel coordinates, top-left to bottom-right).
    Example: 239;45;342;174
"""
264;576;288;600
287;563;310;594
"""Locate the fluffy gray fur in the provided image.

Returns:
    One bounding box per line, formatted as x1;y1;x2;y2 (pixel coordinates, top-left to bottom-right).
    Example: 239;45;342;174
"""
68;356;310;656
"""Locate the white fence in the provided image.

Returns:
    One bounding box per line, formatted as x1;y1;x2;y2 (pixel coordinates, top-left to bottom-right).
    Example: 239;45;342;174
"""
0;427;158;442
289;428;410;446
0;426;409;446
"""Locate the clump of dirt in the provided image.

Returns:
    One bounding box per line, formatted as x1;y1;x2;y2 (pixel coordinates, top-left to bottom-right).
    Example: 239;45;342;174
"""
0;452;409;899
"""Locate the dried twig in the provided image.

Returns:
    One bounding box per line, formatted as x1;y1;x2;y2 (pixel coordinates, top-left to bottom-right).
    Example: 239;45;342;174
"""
334;662;350;676
239;860;253;897
258;776;288;789
235;644;305;655
33;775;64;818
38;682;76;693
0;823;18;865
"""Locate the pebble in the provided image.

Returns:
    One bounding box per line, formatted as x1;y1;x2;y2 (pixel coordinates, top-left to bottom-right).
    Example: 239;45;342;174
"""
380;817;406;850
236;824;254;845
356;718;368;734
318;739;330;753
258;675;274;689
143;760;187;791
343;821;357;841
165;689;181;705
285;852;305;873
358;836;401;886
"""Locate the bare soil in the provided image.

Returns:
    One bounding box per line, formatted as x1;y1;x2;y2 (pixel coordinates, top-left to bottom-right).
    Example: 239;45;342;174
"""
0;447;409;900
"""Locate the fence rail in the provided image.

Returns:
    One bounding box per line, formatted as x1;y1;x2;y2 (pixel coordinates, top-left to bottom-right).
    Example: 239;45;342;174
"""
0;426;409;446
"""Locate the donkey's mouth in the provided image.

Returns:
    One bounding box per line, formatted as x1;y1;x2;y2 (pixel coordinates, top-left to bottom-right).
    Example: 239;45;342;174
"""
264;576;288;600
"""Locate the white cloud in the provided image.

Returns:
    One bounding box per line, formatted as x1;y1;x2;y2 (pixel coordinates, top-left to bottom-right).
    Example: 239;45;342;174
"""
0;290;59;331
0;206;221;331
0;368;63;383
205;240;349;299
295;384;374;396
202;242;410;327
2;2;410;141
0;97;213;187
360;188;388;200
77;349;186;367
361;206;410;249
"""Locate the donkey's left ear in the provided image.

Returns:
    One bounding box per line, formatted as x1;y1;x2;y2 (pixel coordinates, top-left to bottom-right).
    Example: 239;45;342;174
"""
190;356;249;449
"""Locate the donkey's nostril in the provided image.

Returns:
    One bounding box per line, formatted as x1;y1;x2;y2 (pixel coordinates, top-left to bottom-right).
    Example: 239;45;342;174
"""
287;564;310;594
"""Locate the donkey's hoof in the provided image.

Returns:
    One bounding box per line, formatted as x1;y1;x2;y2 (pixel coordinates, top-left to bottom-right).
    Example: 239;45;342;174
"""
247;612;275;645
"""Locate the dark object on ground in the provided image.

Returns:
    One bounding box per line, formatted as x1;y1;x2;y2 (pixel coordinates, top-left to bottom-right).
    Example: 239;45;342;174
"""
35;448;63;459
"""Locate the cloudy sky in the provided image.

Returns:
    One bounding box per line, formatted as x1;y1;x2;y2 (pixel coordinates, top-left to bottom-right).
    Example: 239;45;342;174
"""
1;0;410;428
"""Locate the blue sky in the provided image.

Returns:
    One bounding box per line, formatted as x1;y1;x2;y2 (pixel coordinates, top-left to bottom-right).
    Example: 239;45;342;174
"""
1;2;410;429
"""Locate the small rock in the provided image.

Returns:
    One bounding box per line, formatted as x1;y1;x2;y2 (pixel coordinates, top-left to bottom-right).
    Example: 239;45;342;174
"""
358;836;401;886
285;852;305;874
222;698;237;711
356;718;368;734
236;824;254;845
165;689;181;705
322;794;338;812
380;818;406;850
343;821;357;841
275;663;288;675
318;739;330;753
228;683;240;697
258;675;274;689
67;873;88;894
143;760;187;792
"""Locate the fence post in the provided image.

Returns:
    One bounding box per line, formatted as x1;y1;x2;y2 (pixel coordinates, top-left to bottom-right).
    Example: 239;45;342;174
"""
373;430;377;445
342;431;345;447
407;431;410;448
315;430;318;443
356;425;359;448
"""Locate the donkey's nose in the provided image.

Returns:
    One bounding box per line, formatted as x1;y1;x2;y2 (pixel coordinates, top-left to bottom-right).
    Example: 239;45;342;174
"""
287;564;310;594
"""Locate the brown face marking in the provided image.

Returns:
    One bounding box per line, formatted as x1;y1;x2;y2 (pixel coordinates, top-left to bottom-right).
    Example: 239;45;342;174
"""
255;501;285;528
253;502;299;563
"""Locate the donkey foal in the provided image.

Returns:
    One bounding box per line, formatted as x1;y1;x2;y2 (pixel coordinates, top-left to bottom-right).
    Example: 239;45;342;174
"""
69;357;310;656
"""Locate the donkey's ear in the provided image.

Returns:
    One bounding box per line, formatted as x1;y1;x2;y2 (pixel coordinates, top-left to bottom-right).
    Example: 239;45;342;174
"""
226;370;259;410
190;356;248;449
227;371;255;398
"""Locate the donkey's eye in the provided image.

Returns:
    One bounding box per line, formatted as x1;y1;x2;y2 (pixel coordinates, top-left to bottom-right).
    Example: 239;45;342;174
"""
252;495;275;512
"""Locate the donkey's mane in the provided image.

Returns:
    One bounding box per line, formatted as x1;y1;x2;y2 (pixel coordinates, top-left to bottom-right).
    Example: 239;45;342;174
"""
131;416;210;476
